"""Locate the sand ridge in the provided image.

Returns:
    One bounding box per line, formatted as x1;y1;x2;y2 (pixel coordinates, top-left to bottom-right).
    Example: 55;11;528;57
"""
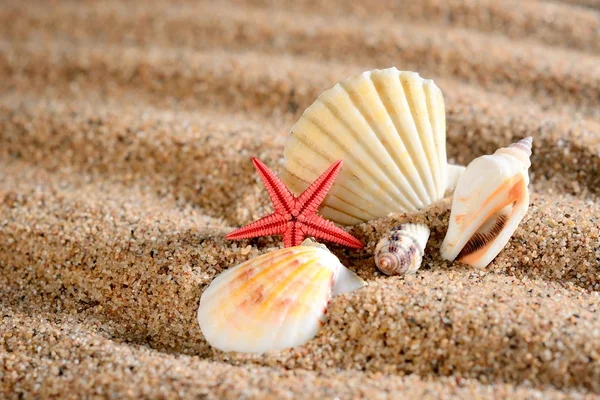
1;0;600;398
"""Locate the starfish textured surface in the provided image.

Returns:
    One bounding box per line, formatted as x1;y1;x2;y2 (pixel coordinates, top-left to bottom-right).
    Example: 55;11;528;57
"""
226;158;363;248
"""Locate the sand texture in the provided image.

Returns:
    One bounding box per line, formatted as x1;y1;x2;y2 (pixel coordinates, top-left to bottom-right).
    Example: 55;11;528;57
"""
1;0;600;398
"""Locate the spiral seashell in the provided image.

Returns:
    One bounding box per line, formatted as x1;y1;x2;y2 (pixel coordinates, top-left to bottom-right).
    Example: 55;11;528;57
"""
197;238;366;353
441;137;532;268
281;67;465;226
506;136;533;158
374;223;430;275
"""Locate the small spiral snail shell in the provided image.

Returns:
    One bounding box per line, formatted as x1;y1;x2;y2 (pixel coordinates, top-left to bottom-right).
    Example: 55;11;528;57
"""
374;223;430;276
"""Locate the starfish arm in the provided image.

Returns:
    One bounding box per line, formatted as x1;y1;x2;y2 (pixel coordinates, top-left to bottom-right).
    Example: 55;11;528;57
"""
225;213;287;240
252;157;295;215
282;222;306;248
296;160;343;216
302;214;363;249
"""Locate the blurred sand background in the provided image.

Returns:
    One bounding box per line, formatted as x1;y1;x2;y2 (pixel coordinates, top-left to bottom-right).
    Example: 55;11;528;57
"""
1;0;600;398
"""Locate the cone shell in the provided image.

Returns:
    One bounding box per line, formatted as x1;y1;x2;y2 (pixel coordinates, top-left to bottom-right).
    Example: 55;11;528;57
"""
441;137;533;268
197;239;365;353
375;223;430;275
281;67;465;226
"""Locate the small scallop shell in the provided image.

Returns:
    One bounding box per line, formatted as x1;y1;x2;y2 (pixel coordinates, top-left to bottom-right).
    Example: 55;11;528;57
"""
441;137;532;268
197;238;366;353
374;223;430;275
281;68;465;226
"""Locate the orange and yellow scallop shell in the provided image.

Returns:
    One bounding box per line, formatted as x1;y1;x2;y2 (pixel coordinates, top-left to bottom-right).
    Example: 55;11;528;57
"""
197;239;365;353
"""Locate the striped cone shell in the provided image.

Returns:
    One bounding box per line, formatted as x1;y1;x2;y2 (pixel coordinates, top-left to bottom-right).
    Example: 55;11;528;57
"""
374;223;430;275
441;137;532;268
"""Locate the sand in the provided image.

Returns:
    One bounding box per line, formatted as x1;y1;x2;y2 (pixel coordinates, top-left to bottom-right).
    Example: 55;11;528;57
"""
1;0;599;398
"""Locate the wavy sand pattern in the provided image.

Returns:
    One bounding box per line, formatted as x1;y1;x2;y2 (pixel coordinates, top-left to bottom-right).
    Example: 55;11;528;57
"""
1;0;600;398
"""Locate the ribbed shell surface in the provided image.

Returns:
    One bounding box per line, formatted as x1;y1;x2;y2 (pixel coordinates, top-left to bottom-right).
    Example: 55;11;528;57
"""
197;245;341;353
282;68;451;225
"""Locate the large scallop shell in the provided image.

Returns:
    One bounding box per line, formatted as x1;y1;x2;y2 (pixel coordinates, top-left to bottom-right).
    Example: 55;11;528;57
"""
281;67;465;226
441;137;532;268
197;239;366;353
375;223;430;275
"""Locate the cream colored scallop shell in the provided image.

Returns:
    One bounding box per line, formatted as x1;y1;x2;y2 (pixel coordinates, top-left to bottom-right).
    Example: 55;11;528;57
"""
375;223;430;275
197;239;366;353
281;67;465;226
441;137;532;268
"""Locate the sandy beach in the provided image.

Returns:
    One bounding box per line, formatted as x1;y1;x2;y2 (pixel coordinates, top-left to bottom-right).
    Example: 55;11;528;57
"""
1;0;600;398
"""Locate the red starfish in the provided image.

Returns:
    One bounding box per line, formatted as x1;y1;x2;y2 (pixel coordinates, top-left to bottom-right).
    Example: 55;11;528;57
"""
226;158;363;249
